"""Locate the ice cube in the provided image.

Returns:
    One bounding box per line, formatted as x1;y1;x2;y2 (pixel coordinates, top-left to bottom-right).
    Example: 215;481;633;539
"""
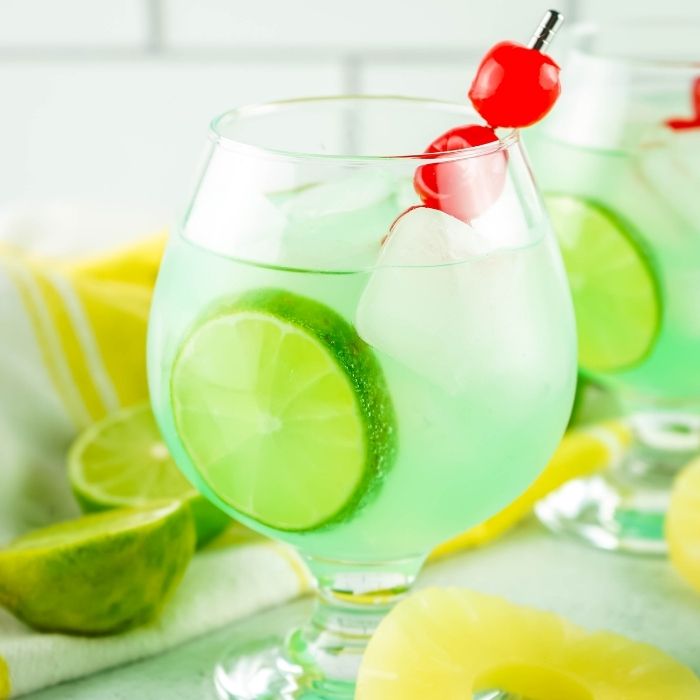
637;130;700;234
469;175;536;250
356;207;565;394
284;170;395;221
378;205;491;265
544;53;654;151
279;170;398;270
184;147;288;263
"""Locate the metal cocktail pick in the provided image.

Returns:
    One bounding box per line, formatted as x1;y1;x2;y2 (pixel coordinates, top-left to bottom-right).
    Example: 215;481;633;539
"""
528;9;565;51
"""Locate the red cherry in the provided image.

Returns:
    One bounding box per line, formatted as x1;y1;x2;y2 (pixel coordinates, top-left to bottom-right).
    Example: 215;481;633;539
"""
666;77;700;131
665;117;700;131
468;41;561;128
413;124;507;223
423;124;498;153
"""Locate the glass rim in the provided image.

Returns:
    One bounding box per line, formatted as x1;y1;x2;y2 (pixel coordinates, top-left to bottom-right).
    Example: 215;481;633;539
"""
570;19;700;70
208;94;519;164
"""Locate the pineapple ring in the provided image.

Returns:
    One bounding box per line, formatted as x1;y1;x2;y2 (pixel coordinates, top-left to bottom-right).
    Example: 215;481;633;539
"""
357;587;700;699
667;457;700;593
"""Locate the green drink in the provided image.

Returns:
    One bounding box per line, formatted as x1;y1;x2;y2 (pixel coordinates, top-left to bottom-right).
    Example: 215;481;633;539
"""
147;96;577;698
527;21;700;553
149;222;573;562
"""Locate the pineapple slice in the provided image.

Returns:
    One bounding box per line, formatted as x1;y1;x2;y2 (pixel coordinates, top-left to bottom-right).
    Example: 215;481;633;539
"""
667;457;700;593
356;587;700;699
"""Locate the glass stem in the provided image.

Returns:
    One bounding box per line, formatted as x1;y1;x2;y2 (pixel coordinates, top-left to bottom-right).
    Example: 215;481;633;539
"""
623;410;700;479
284;554;425;696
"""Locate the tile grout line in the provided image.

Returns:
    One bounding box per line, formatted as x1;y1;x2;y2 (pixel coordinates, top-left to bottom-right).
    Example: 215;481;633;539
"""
340;55;362;153
145;0;164;53
564;0;580;24
341;54;362;94
0;46;479;63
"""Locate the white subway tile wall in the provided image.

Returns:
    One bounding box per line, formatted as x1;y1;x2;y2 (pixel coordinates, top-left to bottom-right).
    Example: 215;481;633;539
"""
0;60;341;218
162;0;559;51
361;62;475;104
578;0;700;21
0;0;697;215
0;0;148;48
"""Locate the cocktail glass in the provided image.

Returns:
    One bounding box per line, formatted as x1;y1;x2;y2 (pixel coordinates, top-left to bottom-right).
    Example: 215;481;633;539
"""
148;96;577;698
528;21;700;553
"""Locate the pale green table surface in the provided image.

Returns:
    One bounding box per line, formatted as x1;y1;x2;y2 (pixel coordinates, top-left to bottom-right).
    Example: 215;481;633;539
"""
26;520;700;699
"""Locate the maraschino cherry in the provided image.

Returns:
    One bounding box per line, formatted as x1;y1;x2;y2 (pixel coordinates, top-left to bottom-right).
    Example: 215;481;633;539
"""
413;125;505;222
413;11;564;224
469;11;564;128
666;77;700;131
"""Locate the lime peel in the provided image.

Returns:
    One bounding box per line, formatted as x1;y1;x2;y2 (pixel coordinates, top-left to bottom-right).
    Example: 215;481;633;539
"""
545;193;661;373
0;501;195;635
171;288;397;532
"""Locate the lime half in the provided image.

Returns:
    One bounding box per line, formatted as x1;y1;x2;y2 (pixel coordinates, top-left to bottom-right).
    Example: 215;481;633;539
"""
171;288;396;532
545;194;661;373
69;403;231;547
0;501;194;635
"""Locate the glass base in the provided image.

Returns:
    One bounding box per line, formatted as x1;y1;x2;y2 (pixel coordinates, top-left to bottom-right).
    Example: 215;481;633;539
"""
213;634;352;700
213;554;424;700
535;471;670;555
213;641;522;700
537;411;700;555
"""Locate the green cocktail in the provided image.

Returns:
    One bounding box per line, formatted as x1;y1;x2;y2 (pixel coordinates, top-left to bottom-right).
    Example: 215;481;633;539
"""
150;221;572;562
147;96;577;698
527;21;700;553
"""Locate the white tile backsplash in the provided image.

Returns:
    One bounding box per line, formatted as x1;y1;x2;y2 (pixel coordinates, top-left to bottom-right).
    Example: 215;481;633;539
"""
0;0;698;211
162;0;565;51
0;60;342;215
360;62;475;103
0;0;148;48
577;0;700;20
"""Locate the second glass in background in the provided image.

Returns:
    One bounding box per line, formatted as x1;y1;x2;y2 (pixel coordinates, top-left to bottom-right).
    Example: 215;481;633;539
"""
527;21;700;553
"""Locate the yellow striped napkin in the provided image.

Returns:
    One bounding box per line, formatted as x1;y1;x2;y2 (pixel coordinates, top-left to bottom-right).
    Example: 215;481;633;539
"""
1;235;165;430
0;233;166;540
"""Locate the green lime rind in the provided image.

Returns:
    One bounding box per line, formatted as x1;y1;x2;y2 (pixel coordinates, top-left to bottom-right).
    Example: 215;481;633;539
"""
68;403;231;548
0;501;195;635
545;193;662;374
171;288;397;533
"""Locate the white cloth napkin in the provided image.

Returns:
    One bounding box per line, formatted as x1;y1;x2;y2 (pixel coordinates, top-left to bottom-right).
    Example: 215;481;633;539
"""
0;539;309;698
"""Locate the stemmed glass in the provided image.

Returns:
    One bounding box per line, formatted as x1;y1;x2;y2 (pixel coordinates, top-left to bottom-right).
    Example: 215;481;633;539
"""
147;96;577;698
527;21;700;554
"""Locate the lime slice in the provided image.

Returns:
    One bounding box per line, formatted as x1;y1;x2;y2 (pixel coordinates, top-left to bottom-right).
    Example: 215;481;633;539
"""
69;403;231;547
171;288;396;532
545;194;661;373
0;501;194;634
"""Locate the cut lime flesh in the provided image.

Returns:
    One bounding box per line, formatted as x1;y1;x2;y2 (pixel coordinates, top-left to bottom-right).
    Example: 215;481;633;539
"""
0;502;195;635
69;403;230;547
13;506;172;549
545;194;661;373
171;288;396;532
